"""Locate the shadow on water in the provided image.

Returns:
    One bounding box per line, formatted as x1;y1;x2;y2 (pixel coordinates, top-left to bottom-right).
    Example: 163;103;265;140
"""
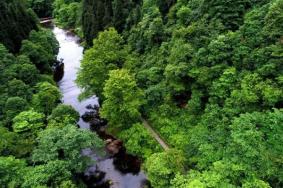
52;26;150;188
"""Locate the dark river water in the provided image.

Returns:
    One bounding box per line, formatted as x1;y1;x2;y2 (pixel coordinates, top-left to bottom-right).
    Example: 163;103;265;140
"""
53;27;148;188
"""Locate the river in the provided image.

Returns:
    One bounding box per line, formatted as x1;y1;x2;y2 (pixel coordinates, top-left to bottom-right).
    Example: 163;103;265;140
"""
53;27;148;188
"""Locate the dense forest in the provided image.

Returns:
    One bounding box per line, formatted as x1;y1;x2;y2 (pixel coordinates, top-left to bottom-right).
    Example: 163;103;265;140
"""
0;0;104;187
77;0;283;187
0;0;282;187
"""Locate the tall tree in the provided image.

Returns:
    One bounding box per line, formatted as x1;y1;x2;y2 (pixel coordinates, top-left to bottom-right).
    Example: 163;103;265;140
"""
0;0;38;53
145;149;185;188
82;0;113;46
32;126;104;173
27;0;54;18
32;82;62;115
100;69;144;130
77;28;127;100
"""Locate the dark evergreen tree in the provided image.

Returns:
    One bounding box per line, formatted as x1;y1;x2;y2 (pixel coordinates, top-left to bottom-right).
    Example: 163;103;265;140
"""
0;0;38;53
82;0;142;47
112;0;142;32
157;0;176;18
27;0;54;18
82;0;113;47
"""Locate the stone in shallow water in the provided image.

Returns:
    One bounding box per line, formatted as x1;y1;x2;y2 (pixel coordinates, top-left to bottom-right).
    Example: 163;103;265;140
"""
81;111;97;122
53;59;64;82
106;139;123;155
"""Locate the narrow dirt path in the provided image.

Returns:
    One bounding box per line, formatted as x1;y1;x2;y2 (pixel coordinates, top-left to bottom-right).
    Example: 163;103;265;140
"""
141;118;170;151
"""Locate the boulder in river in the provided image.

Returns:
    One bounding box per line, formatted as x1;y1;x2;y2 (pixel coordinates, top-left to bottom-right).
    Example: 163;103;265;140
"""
86;104;100;111
53;59;64;82
81;111;98;122
106;139;123;155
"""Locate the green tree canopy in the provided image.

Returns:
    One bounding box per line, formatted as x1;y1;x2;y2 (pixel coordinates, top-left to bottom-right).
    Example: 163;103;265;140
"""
7;79;32;101
100;69;144;130
48;104;80;125
145;149;185;188
32;82;62;115
27;0;54;18
0;0;38;53
12;110;45;133
0;127;18;155
0;156;27;187
22;160;72;188
119;123;162;158
32;126;104;172
4;97;29;126
77;28;128;100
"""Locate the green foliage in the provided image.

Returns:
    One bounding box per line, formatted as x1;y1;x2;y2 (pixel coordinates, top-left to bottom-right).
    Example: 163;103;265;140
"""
38;74;57;85
0;156;26;187
200;0;250;30
79;0;283;187
82;0;142;46
77;28;128;99
27;0;54;18
0;29;60;161
82;0;113;46
264;0;283;40
0;127;18;155
22;160;72;188
226;110;283;183
145;149;185;188
0;3;105;187
53;0;82;29
4;97;29;126
7;79;33;101
101;69;144;129
0;0;38;53
1;0;283;187
28;29;59;56
20;29;59;73
32;82;62;115
164;38;194;94
9;58;40;85
48;104;80;124
12;110;45;133
127;4;164;53
32;125;104;172
112;0;143;32
119;123;162;158
157;0;176;17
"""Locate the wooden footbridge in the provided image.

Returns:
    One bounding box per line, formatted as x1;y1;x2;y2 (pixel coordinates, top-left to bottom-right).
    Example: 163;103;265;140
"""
40;17;53;24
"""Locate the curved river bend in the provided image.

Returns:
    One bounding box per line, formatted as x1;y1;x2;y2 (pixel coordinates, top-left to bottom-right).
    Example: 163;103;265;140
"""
53;27;147;188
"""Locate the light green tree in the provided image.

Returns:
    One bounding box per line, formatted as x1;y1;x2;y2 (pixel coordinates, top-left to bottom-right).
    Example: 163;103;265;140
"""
100;69;144;130
145;149;185;188
0;156;27;187
77;28;127;100
12;110;45;133
119;123;162;158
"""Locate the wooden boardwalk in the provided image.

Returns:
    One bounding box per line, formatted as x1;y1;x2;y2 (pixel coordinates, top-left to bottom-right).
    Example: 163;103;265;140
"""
141;118;170;151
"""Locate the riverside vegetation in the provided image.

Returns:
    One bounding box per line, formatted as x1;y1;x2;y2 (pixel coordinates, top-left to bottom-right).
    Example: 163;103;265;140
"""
0;1;103;187
0;0;283;188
